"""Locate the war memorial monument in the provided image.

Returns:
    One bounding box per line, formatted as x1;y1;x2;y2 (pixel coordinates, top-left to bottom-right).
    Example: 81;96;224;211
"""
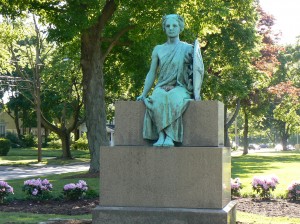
92;14;236;224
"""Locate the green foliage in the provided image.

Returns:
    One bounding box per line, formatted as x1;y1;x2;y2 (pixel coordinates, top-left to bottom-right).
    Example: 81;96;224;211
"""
22;178;53;200
44;132;61;149
287;180;300;201
5;132;22;148
62;180;88;200
22;134;37;147
47;139;62;149
231;177;243;197
0;138;10;156
72;133;89;151
0;180;14;204
0;0;262;170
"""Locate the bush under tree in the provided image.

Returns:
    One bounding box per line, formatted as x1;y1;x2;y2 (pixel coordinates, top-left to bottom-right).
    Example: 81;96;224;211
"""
0;138;11;156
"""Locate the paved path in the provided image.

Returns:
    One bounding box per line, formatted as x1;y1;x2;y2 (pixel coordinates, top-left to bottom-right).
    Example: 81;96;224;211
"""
0;163;90;180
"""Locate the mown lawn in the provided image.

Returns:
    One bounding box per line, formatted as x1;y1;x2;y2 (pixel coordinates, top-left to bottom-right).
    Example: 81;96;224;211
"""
0;147;90;166
232;150;300;198
0;212;91;224
237;211;300;224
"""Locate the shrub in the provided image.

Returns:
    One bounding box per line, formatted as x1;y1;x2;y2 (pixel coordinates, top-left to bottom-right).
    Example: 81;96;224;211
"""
0;180;14;203
5;132;23;148
287;180;300;201
22;178;53;200
252;174;279;199
72;133;89;150
231;177;243;197
48;139;62;149
47;132;61;149
0;138;11;156
63;180;88;200
22;134;37;147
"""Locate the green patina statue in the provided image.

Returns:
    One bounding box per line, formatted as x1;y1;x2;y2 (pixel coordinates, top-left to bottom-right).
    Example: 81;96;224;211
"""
137;14;204;147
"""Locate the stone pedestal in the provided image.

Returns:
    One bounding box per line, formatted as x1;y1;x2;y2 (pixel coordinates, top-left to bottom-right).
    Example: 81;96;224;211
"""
114;101;224;147
93;202;236;224
92;101;236;224
99;146;230;208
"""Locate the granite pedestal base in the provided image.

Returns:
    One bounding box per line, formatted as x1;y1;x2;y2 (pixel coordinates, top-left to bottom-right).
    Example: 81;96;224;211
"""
93;146;236;223
92;201;237;224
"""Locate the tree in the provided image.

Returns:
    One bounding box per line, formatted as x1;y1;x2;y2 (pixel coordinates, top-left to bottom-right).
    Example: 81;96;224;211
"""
240;6;283;154
1;0;260;172
267;41;300;150
40;41;85;158
0;16;84;159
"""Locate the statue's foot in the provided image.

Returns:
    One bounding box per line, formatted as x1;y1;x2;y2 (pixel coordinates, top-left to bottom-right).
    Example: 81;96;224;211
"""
153;132;165;147
153;139;164;147
163;136;174;147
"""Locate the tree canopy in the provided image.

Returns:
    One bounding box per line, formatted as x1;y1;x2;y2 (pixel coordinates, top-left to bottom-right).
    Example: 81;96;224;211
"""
2;0;289;169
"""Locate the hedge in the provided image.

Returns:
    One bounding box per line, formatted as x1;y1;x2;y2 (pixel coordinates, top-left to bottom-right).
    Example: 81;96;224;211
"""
0;138;11;156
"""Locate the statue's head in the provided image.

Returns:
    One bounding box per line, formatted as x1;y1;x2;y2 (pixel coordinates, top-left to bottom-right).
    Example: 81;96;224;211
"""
162;14;184;33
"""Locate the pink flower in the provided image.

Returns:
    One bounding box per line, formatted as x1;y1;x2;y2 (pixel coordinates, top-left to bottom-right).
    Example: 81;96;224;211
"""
32;189;38;195
270;175;279;184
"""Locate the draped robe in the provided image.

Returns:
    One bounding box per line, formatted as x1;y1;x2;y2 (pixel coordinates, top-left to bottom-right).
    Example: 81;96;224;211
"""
143;41;193;142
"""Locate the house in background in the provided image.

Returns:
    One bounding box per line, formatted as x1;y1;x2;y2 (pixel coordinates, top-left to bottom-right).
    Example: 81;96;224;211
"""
78;122;115;146
0;110;17;136
0;110;46;138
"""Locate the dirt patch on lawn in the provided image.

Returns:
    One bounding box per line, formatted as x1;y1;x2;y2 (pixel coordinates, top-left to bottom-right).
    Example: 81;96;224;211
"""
235;197;300;218
1;197;300;223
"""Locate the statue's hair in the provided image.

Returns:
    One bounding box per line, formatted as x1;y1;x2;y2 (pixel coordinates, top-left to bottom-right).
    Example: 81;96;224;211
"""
162;14;184;32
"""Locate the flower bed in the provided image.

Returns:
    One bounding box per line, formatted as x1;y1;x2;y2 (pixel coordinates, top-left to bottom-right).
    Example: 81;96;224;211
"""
22;178;53;199
0;180;14;203
63;180;88;200
251;175;279;199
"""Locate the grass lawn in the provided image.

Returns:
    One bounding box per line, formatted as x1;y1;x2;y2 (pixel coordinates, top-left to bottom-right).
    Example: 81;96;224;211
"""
0;147;90;166
237;211;300;224
232;150;300;198
0;212;91;224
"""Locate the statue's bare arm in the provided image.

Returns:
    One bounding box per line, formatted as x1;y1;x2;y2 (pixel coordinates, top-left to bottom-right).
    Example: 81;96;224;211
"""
137;46;160;101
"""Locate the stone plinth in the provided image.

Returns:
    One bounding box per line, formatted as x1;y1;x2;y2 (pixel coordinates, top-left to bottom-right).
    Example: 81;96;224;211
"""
92;100;236;224
93;202;237;224
99;146;231;209
114;101;224;147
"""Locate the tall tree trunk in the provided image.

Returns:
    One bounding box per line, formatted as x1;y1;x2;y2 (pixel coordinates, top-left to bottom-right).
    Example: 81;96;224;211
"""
224;99;241;147
13;110;22;139
281;123;288;151
74;129;80;141
224;105;230;147
6;109;22;139
81;27;109;173
60;130;72;159
243;107;249;155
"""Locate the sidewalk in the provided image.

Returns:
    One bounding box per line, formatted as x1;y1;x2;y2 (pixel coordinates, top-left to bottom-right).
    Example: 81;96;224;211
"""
0;162;90;181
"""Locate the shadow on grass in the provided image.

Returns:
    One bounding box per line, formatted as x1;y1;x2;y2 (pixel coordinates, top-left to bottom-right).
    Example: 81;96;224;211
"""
232;152;300;178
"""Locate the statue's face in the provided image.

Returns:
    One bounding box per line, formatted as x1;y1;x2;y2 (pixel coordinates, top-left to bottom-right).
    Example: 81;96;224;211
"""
164;18;180;38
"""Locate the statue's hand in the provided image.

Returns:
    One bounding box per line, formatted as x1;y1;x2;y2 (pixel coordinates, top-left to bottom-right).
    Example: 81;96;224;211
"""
137;95;145;101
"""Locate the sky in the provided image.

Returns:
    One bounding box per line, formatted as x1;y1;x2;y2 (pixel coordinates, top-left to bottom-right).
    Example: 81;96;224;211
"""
259;0;300;45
